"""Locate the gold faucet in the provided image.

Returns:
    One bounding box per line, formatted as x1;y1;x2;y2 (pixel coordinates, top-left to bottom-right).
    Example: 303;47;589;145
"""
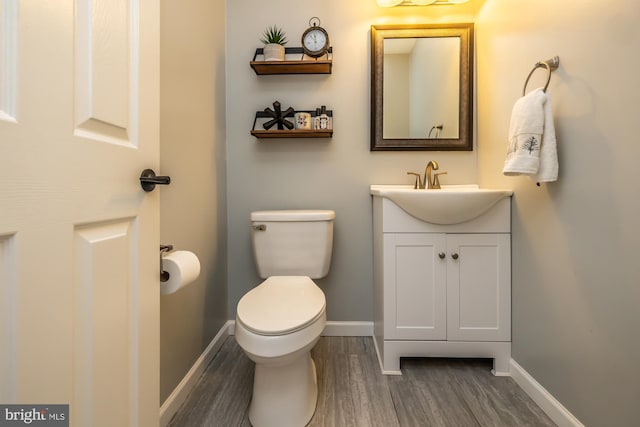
407;160;447;189
425;160;439;189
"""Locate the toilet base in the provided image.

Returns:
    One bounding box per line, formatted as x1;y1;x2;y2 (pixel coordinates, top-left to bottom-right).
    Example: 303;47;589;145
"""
248;351;318;427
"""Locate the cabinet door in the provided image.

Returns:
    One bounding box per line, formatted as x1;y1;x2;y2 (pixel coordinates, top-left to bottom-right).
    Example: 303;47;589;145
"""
446;234;511;341
383;233;447;340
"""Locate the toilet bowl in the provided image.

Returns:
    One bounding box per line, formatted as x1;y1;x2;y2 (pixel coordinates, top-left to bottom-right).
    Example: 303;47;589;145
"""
235;210;335;427
236;276;326;427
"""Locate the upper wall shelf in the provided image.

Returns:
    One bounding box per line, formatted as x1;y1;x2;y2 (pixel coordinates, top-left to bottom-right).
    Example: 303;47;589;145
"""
250;47;333;75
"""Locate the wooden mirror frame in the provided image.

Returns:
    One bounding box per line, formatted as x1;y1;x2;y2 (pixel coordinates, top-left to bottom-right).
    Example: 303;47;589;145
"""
371;23;474;151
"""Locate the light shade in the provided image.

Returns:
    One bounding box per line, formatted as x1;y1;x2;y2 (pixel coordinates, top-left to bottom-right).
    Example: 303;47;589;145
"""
377;0;403;6
376;0;468;5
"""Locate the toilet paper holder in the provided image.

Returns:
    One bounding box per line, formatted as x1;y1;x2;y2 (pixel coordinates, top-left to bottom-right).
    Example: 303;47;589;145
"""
160;244;174;282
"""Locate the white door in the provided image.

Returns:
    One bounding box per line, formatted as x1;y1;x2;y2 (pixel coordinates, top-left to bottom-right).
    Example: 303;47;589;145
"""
446;234;511;342
383;233;447;340
0;0;160;425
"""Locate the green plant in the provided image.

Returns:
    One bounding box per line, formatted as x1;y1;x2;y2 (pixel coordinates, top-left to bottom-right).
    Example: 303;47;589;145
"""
260;26;288;46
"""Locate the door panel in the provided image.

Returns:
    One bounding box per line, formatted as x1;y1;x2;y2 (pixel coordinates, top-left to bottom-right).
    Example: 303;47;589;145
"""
75;0;135;145
0;233;17;401
384;233;446;340
0;0;18;123
447;234;511;341
73;219;137;426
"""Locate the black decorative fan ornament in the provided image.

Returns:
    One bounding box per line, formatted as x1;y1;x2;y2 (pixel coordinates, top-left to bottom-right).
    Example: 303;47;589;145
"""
262;101;295;130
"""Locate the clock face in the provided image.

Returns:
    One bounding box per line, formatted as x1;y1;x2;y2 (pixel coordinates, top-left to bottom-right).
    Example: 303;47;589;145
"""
302;27;329;57
304;30;327;51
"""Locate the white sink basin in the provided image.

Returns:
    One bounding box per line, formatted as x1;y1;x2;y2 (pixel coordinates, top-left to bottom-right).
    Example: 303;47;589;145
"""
370;184;513;225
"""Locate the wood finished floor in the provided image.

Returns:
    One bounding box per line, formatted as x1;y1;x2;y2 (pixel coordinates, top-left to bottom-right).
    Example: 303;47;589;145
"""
168;336;556;427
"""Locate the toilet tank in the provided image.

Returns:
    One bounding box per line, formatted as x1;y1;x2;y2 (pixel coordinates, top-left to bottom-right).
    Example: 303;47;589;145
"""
251;210;335;279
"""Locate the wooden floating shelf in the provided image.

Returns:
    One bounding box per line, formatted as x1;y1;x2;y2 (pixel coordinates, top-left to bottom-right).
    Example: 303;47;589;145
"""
251;109;333;139
250;47;333;75
250;129;333;139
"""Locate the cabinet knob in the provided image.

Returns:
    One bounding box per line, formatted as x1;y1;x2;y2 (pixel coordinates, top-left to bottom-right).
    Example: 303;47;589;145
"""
438;252;446;259
451;253;459;260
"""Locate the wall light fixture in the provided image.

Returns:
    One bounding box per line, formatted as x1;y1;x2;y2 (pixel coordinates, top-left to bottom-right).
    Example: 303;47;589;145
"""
377;0;469;6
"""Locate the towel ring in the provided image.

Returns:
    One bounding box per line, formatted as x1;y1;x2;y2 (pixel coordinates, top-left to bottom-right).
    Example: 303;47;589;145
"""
522;56;560;96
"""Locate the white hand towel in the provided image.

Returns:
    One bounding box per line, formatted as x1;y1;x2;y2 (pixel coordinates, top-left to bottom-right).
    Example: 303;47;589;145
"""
535;90;558;183
503;88;546;176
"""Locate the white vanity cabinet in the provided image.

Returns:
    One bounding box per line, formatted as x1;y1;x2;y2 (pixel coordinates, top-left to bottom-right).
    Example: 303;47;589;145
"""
372;194;512;375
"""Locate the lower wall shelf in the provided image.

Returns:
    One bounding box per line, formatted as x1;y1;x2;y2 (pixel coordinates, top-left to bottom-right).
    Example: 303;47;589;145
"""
251;109;333;139
251;129;333;139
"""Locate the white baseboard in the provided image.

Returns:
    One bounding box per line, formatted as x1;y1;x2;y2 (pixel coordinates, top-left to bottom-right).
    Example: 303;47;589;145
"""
322;321;373;336
160;321;233;427
510;359;584;427
226;320;373;337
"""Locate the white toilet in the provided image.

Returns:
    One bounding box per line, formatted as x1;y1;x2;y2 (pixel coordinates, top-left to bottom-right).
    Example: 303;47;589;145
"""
235;209;335;427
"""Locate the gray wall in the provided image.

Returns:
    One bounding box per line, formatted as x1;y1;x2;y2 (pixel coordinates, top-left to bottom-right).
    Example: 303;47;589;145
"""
226;0;480;321
476;0;640;425
160;0;227;403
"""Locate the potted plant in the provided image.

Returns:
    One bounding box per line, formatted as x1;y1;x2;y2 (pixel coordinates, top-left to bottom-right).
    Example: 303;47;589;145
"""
261;25;288;61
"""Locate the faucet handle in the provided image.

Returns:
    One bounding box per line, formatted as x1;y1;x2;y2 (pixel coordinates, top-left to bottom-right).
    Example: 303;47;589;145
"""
433;172;448;189
407;172;424;189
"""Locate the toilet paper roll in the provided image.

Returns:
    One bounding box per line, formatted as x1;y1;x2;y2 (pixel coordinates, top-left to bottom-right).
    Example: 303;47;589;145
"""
161;250;201;295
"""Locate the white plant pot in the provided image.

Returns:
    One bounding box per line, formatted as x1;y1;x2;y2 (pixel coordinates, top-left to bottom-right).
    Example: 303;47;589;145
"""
263;43;285;61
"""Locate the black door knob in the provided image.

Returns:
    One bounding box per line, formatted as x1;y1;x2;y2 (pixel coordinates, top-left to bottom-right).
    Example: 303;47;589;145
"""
140;169;171;192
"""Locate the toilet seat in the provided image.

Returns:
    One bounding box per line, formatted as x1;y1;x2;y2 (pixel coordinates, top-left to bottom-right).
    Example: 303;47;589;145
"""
237;276;326;336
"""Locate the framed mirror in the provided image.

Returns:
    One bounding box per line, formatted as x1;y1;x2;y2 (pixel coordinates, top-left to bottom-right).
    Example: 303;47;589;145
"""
371;23;474;151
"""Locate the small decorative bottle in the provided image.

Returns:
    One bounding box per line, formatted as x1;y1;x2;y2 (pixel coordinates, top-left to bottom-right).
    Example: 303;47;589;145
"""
319;105;329;130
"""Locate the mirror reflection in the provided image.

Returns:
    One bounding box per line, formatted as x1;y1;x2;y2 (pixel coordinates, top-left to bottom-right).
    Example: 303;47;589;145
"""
383;37;460;139
371;24;474;151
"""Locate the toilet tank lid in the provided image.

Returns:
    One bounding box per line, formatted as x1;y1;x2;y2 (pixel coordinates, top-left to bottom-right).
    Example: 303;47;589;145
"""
251;210;335;221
